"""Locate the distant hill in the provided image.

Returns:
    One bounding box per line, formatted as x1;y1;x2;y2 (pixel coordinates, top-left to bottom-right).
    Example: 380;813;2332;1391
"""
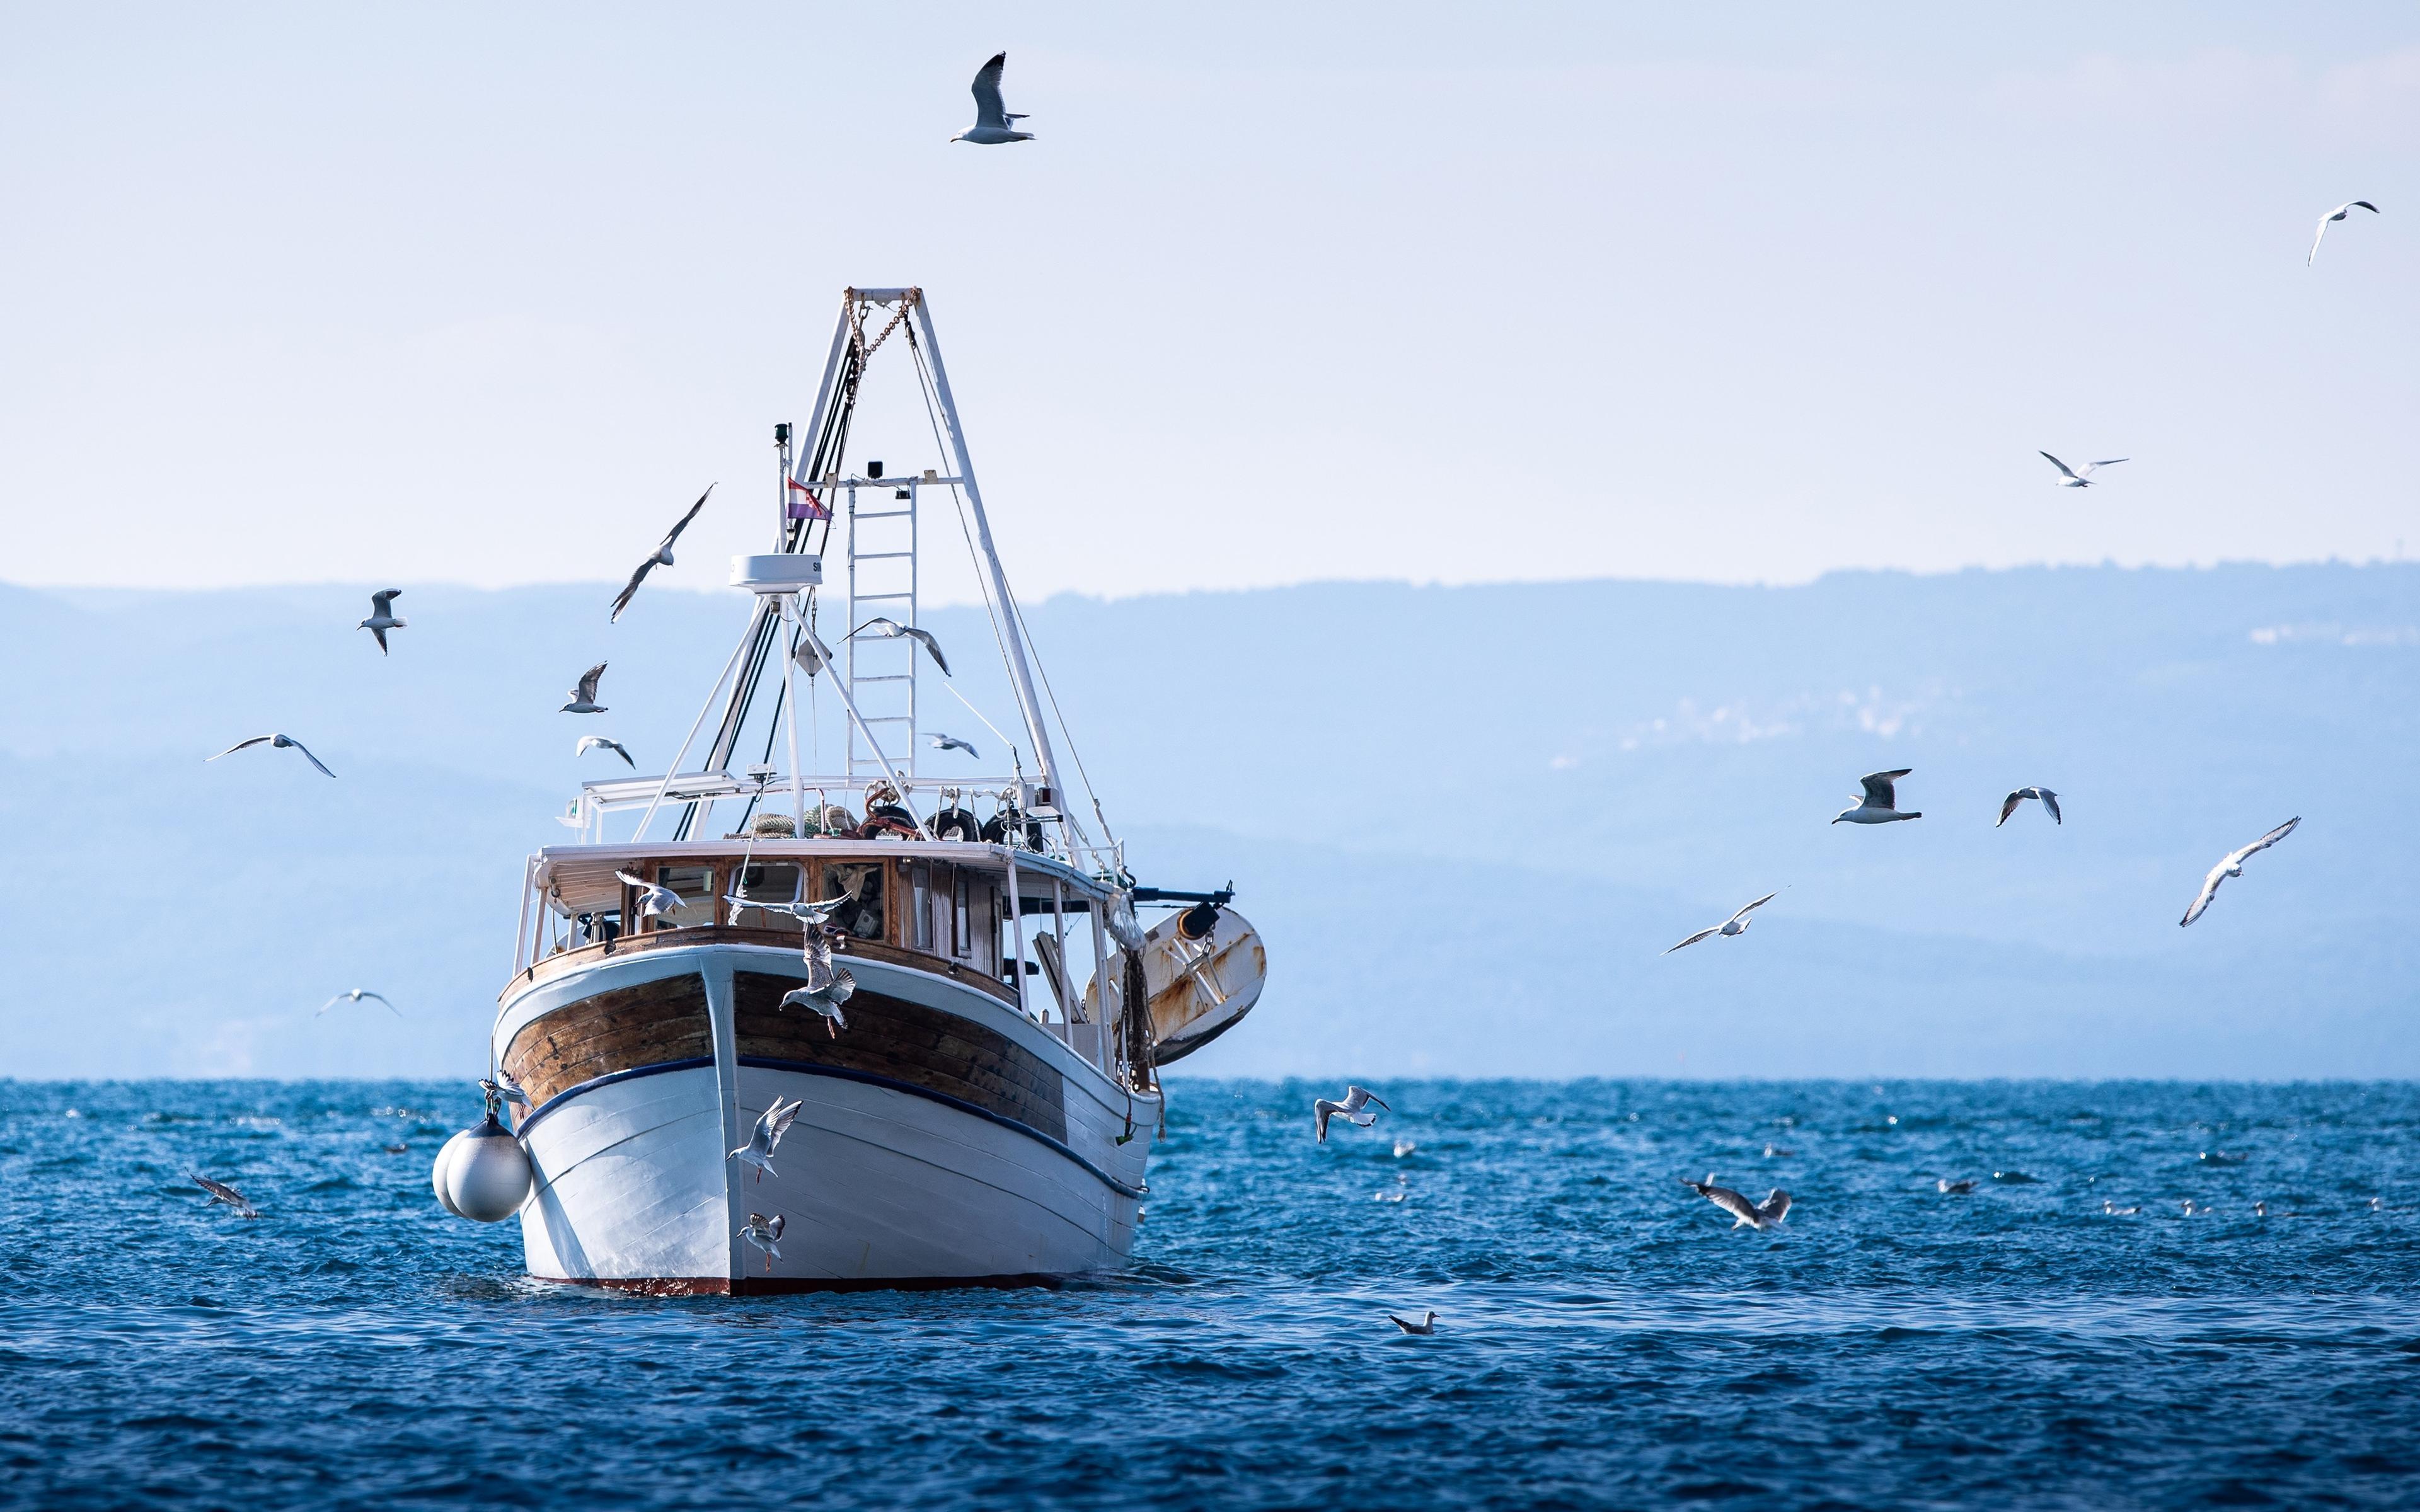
3;562;2414;1079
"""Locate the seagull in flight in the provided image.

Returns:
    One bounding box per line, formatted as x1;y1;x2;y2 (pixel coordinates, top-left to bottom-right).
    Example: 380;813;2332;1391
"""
316;988;399;1018
192;1174;258;1219
952;52;1034;144
357;590;406;654
928;732;980;759
209;733;335;779
1998;786;2062;827
1388;1310;1438;1335
609;485;713;622
1313;1085;1390;1142
575;735;636;768
739;1211;785;1271
618;871;684;920
730;1096;804;1182
851;617;951;675
1833;769;1920;825
561;663;609;714
1682;1176;1791;1230
2310;200;2379;266
2039;452;2128;488
2180;818;2300;927
1664;892;1778;954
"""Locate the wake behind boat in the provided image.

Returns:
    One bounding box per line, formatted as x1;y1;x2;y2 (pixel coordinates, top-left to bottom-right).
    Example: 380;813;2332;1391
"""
433;287;1267;1293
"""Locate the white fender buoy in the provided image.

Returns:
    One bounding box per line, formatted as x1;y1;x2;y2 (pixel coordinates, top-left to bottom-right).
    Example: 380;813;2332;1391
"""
430;1129;473;1217
444;1113;533;1223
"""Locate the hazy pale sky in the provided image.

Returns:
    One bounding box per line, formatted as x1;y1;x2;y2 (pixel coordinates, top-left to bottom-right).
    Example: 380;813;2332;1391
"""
3;3;2416;604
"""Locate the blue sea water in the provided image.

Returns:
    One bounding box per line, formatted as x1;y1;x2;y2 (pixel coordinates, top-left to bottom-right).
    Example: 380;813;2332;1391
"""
3;1079;2417;1509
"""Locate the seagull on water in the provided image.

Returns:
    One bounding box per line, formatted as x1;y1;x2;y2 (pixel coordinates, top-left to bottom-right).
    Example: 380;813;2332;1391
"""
1683;1176;1791;1230
2309;200;2379;266
1664;892;1778;954
928;733;980;759
730;1097;804;1182
1833;769;1920;825
851;617;951;675
1939;1177;1976;1195
2102;1200;2140;1216
1388;1310;1438;1335
618;871;684;920
2179;817;2300;927
192;1174;258;1219
576;735;636;769
209;733;335;779
316;988;399;1018
561;663;609;714
1998;786;2062;827
2039;452;2128;488
358;590;406;654
952;52;1034;144
1313;1085;1390;1142
739;1211;785;1271
609;485;713;622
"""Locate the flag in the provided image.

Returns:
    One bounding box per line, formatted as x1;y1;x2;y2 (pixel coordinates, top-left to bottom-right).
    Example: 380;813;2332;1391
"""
785;477;830;521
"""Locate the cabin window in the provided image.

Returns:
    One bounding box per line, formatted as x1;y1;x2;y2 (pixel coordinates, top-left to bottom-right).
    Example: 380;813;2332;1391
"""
729;862;802;929
909;864;933;951
823;861;886;942
652;864;718;929
952;871;972;958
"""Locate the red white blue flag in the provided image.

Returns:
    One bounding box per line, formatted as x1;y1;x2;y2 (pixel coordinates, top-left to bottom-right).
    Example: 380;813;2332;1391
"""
785;477;830;521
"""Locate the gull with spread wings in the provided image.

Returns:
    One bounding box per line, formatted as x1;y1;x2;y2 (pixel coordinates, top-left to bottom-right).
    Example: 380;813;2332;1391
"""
2181;818;2300;927
209;733;336;779
608;485;713;622
952;52;1035;144
2039;452;2128;488
1664;892;1778;954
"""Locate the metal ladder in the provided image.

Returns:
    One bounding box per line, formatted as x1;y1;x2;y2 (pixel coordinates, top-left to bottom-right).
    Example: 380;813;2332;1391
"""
844;477;918;783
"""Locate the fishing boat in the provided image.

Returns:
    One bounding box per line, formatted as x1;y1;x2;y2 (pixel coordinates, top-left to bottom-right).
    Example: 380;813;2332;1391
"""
457;288;1265;1293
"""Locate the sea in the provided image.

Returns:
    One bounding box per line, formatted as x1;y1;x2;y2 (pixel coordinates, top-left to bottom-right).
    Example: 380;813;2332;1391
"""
3;1077;2417;1510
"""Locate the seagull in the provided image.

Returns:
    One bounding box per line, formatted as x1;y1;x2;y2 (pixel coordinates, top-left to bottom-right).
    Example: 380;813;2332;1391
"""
2039;452;2128;488
561;663;609;714
482;1070;531;1109
852;617;950;675
316;988;399;1018
357;590;406;654
1313;1085;1390;1142
1998;786;2062;827
1388;1310;1438;1335
209;733;336;779
2254;1201;2269;1218
2309;200;2379;266
1682;1176;1791;1230
1764;1144;1797;1158
1833;769;1920;825
192;1174;258;1219
1664;892;1778;954
1393;1139;1419;1158
730;1096;804;1182
951;52;1034;144
780;963;856;1037
2180;818;2300;927
739;1211;785;1271
618;871;684;920
608;485;713;622
2102;1200;2140;1216
1938;1177;1976;1195
576;735;636;769
928;733;980;759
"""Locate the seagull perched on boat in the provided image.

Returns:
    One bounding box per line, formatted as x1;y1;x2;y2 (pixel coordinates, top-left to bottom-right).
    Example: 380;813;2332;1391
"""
481;1070;531;1110
2039;452;2128;488
1664;892;1777;954
1313;1085;1390;1142
1682;1176;1791;1230
561;663;609;714
618;871;684;920
576;735;636;769
739;1211;785;1271
608;484;713;622
951;52;1034;144
192;1174;258;1219
1388;1310;1438;1335
730;1097;804;1182
1833;769;1920;825
2309;200;2379;266
209;733;336;779
851;617;951;675
1998;786;2062;827
357;590;406;654
316;988;399;1018
2180;817;2300;927
928;732;979;759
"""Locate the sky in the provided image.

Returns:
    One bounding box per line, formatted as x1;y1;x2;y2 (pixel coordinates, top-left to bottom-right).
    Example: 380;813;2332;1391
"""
3;3;2417;604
